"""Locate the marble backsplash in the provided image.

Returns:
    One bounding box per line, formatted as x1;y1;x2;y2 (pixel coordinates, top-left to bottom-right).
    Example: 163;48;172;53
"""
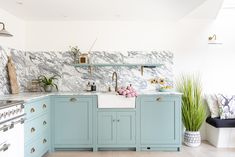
0;46;173;95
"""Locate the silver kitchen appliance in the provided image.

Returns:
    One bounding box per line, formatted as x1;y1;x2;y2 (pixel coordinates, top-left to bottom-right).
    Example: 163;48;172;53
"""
0;100;25;157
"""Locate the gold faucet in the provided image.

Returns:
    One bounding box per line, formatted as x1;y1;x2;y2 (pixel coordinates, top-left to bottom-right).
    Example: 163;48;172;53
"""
112;72;118;92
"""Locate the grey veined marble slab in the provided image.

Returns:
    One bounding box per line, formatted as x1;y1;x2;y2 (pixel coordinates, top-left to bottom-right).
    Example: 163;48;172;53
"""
0;45;174;95
0;46;11;95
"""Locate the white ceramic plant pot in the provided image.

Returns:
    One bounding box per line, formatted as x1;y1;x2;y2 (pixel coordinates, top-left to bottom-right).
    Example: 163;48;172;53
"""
184;131;201;147
44;85;52;92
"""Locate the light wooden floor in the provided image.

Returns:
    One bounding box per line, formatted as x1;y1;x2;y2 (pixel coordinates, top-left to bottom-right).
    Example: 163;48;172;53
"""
46;142;235;157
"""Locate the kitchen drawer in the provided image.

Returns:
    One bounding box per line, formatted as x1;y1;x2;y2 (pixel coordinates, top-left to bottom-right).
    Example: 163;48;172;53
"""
39;132;50;157
25;132;50;157
25;113;50;144
25;98;50;119
140;95;179;102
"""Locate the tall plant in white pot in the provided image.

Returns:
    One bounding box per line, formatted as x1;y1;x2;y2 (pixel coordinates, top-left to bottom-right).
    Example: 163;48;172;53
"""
176;74;206;147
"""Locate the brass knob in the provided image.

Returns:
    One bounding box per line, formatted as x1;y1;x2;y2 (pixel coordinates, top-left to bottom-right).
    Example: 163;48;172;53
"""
31;147;35;153
30;108;35;113
31;127;35;133
43;121;47;125
43;139;47;144
43;104;47;109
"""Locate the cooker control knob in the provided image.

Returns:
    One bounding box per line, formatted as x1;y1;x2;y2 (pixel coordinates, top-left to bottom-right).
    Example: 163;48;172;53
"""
0;113;4;119
15;108;19;114
7;111;12;117
4;112;7;118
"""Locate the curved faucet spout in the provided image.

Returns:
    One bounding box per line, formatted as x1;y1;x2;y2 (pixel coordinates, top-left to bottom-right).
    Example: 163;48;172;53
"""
112;72;118;92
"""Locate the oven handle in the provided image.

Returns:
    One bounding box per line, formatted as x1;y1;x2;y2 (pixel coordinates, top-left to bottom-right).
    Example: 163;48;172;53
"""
0;143;10;152
0;113;26;125
0;125;8;132
0;114;26;132
13;117;26;125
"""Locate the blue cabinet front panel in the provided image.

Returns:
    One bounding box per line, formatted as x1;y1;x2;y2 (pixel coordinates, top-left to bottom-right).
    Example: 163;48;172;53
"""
53;96;93;146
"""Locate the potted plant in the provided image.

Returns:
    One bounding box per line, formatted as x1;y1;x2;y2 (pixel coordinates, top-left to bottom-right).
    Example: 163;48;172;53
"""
176;74;206;147
69;46;80;64
38;75;61;92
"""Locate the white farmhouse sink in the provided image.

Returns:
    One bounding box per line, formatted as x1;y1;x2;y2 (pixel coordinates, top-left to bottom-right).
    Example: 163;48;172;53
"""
97;92;136;108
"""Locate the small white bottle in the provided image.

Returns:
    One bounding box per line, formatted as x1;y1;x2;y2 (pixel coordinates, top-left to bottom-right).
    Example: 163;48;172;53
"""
86;82;91;91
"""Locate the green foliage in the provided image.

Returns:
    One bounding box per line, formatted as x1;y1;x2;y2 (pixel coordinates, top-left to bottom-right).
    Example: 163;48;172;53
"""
176;74;206;131
69;46;80;57
38;75;61;91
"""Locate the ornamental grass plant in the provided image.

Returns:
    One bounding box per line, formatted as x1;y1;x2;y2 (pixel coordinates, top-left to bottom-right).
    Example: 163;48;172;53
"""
176;74;206;131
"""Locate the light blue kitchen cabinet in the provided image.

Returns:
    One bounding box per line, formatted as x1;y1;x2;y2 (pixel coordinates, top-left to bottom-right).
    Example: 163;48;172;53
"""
52;96;93;148
97;111;136;146
22;93;181;154
24;96;51;157
98;112;116;145
136;95;181;151
116;112;136;145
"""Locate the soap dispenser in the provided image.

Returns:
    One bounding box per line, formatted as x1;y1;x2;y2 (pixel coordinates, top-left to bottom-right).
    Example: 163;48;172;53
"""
86;82;91;91
91;82;96;91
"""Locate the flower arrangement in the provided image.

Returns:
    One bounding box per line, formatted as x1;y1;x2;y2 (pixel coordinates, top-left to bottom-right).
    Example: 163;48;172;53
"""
117;84;138;98
149;77;173;91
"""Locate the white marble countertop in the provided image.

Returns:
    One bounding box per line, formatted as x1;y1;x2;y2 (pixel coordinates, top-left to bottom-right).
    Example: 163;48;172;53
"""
137;90;182;96
0;90;182;102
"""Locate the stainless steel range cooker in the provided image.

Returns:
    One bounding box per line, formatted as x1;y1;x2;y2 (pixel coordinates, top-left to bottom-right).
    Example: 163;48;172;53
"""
0;100;25;157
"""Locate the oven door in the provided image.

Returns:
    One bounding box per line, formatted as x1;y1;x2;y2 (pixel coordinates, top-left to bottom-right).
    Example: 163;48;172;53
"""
0;115;25;157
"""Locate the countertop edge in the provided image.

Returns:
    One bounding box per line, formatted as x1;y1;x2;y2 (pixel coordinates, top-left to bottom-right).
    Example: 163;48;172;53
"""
0;91;182;102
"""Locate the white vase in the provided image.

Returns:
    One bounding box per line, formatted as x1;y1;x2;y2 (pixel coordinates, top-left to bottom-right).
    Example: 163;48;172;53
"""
44;85;52;92
184;131;201;147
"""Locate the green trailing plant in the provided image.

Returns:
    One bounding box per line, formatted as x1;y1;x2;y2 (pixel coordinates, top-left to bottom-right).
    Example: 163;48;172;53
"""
38;75;61;91
176;74;206;131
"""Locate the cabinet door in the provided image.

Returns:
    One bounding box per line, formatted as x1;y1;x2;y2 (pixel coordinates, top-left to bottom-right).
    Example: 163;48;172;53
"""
98;112;116;145
116;112;136;145
54;97;92;145
140;96;180;145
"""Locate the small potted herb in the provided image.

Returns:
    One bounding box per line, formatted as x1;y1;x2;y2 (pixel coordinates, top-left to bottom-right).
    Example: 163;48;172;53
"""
69;46;80;63
38;75;61;92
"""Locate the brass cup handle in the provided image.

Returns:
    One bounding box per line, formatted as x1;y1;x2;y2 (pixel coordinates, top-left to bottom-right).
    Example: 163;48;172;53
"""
43;104;47;109
31;127;36;133
31;147;35;153
30;108;35;113
43;121;47;125
43;139;47;144
70;97;77;102
156;97;162;101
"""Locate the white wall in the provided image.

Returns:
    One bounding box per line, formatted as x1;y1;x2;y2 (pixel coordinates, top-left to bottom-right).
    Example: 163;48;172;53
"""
0;8;26;50
25;16;235;95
